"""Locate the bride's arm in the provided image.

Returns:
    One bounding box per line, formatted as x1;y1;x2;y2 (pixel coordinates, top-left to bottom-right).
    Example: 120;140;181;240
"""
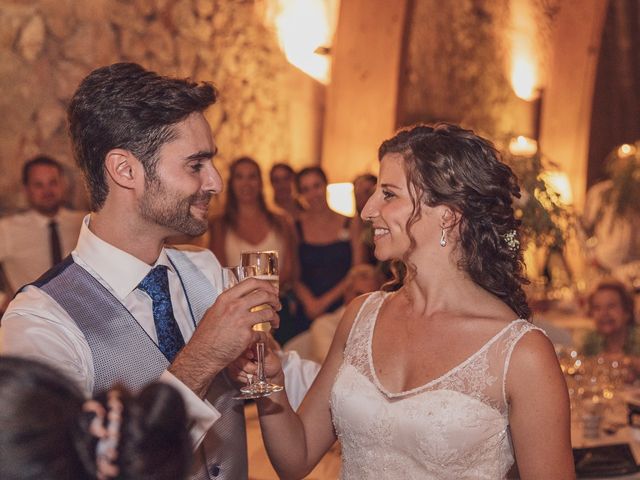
507;330;575;479
256;294;368;479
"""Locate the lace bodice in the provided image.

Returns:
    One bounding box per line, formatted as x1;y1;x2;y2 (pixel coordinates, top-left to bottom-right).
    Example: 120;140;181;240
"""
330;291;543;479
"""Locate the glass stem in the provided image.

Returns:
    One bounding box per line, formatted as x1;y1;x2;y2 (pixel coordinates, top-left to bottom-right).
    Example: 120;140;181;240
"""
256;341;266;384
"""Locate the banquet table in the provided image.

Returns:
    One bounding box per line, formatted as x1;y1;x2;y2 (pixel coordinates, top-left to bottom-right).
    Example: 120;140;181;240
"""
533;304;640;477
570;384;640;478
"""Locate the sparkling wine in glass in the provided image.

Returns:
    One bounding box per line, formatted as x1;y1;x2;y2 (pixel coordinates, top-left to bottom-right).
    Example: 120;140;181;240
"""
242;251;279;332
238;250;283;398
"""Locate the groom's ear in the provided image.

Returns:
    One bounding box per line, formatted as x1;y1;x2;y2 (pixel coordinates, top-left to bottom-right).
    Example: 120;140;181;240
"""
104;149;140;190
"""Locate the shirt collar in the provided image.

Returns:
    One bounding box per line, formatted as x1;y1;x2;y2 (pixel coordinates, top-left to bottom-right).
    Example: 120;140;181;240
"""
74;214;174;300
29;208;65;225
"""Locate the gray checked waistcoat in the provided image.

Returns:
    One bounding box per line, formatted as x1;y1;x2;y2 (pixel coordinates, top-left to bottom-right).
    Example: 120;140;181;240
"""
29;248;247;480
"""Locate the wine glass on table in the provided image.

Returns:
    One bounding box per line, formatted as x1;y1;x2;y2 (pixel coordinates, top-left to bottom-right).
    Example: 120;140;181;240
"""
237;250;283;398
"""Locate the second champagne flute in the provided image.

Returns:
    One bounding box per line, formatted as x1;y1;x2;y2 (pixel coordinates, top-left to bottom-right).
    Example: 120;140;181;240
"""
239;250;283;397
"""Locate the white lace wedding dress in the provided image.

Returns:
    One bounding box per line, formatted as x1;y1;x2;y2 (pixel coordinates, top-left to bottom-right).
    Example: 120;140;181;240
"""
330;291;542;479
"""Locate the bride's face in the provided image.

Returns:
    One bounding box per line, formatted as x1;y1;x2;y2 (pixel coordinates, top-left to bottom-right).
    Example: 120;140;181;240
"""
362;154;447;262
360;155;423;260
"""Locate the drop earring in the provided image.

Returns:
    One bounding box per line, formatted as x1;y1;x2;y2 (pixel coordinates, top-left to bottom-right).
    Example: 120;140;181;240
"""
439;228;447;247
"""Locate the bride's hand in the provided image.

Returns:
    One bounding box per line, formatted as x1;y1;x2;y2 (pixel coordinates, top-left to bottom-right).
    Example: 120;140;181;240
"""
228;343;285;387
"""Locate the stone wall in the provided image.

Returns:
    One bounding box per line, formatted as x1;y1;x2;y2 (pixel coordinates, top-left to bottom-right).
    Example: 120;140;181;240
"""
0;0;309;212
398;0;555;142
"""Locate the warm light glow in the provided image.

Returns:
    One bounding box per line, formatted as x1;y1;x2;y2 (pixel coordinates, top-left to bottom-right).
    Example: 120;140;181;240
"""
508;136;538;157
509;0;541;100
617;143;637;157
263;0;338;84
511;57;537;100
542;171;573;205
327;182;355;217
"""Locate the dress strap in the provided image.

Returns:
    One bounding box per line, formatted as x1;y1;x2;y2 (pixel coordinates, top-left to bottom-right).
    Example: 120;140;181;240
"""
343;291;387;373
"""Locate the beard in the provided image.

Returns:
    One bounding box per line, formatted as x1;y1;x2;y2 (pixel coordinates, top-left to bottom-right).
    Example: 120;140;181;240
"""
139;177;211;237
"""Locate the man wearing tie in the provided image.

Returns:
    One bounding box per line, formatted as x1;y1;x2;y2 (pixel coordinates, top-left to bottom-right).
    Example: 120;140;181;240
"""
1;63;280;479
0;156;85;296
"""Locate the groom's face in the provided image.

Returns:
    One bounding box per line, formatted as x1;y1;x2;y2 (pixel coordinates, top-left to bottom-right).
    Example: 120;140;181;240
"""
138;112;222;237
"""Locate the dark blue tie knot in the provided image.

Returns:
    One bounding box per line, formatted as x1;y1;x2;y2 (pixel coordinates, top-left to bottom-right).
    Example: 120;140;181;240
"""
137;265;184;362
138;265;171;298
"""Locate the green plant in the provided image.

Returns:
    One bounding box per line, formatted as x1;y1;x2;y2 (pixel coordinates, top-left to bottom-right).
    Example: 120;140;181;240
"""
501;145;575;249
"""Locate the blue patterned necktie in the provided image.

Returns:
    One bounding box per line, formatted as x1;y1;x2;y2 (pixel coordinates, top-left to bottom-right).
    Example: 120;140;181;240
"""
137;265;185;362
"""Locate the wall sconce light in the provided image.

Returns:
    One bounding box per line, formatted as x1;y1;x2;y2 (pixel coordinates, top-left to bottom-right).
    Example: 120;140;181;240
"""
264;0;337;84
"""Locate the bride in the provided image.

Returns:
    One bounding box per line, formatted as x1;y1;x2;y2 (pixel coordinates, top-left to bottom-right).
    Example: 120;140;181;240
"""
246;124;574;479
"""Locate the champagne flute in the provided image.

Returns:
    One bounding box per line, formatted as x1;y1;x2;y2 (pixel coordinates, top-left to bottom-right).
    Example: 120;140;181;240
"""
239;250;283;398
226;265;262;401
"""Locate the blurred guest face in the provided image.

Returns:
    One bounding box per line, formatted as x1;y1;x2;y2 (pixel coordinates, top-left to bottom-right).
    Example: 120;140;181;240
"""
25;164;65;216
232;161;262;204
591;289;631;336
270;166;295;202
354;177;376;214
139;113;221;237
298;171;327;210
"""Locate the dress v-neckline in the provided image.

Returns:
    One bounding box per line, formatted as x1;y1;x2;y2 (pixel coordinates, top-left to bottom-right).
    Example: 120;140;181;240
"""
366;291;523;399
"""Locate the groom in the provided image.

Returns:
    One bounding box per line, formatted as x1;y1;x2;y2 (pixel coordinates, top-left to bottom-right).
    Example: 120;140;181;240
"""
1;63;280;479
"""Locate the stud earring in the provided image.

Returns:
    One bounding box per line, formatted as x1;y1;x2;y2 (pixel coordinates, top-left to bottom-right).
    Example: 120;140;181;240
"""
439;228;447;247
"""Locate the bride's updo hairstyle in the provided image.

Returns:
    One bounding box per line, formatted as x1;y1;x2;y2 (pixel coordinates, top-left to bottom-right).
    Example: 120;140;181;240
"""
0;356;191;480
378;123;531;319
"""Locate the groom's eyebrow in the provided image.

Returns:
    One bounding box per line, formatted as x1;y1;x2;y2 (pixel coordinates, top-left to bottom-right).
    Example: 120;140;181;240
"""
185;148;217;161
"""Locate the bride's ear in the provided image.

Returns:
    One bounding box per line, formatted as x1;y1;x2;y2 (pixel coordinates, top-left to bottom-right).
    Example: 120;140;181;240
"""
440;208;460;230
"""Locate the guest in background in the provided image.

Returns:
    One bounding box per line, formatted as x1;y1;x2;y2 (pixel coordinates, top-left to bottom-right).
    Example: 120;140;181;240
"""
0;155;85;294
269;162;305;220
582;179;640;281
0;356;191;480
582;280;639;356
293;166;364;327
353;173;377;215
352;173;378;266
209;156;297;288
247;124;573;479
308;263;383;363
209;157;298;345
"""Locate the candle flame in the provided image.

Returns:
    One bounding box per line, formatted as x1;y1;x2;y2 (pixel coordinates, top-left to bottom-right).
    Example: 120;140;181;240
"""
508;136;538;157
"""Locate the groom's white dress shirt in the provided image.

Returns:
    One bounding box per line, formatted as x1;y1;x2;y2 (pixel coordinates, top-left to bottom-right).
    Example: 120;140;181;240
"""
1;215;219;446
